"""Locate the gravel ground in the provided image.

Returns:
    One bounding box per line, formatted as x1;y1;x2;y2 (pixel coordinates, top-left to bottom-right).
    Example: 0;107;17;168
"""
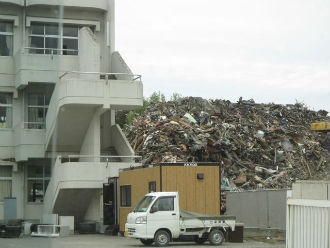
1;231;285;248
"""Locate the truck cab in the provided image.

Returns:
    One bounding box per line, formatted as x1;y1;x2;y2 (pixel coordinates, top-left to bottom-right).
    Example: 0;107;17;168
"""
125;192;180;245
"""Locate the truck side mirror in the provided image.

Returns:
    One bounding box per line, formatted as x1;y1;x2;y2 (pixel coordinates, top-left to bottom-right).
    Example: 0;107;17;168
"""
150;205;158;213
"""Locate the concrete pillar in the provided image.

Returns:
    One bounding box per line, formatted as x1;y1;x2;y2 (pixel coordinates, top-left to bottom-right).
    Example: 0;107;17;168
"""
80;108;103;161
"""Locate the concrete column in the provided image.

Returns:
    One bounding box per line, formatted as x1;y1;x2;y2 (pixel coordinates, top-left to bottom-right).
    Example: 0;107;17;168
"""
80;108;103;161
110;109;116;126
12;164;24;220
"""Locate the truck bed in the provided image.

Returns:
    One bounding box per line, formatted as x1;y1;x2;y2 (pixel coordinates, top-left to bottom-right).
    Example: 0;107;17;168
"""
180;210;236;221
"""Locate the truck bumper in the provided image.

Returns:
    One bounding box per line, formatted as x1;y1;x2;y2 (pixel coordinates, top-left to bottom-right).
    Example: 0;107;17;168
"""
125;223;148;239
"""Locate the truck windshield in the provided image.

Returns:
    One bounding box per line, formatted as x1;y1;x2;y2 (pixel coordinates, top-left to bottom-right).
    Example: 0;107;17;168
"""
133;196;156;212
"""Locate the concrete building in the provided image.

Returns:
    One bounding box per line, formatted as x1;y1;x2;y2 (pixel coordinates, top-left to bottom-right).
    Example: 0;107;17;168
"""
0;0;143;231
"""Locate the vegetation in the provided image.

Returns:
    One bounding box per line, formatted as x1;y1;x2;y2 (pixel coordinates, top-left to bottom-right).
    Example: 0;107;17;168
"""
116;92;183;126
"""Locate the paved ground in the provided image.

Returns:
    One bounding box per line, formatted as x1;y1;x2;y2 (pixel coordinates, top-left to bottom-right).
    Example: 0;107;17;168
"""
1;232;285;248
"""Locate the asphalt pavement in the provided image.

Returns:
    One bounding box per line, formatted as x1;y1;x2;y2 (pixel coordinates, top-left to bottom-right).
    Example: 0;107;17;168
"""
0;234;285;248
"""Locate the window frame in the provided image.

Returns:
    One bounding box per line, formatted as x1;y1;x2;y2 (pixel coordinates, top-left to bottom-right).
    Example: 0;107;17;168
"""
29;23;80;55
152;196;174;212
26;17;100;56
0;20;14;56
120;185;132;207
0;165;13;202
27;93;49;129
148;181;156;193
0;92;13;128
24;84;54;129
26;163;51;203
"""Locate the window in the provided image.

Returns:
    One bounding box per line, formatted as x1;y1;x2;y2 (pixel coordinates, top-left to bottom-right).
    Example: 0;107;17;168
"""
149;181;156;193
0;92;13;128
0;20;13;56
120;185;131;207
24;84;54;129
153;196;174;211
0;166;12;201
29;23;81;55
27;163;50;203
27;93;49;129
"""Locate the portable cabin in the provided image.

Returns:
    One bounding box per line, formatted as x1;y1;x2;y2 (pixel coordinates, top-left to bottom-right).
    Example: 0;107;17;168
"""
118;162;221;232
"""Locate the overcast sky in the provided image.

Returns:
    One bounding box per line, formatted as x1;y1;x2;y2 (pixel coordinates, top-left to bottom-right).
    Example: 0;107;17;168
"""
115;0;330;113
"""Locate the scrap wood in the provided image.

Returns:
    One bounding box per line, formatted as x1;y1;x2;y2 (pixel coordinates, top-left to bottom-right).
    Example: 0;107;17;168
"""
123;97;330;190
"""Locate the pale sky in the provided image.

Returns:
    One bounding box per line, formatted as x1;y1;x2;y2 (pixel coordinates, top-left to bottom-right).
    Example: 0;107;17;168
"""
115;0;330;113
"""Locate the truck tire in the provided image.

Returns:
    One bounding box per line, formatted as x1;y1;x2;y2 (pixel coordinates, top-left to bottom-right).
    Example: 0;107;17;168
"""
194;236;208;244
154;230;170;246
208;229;224;245
140;239;154;245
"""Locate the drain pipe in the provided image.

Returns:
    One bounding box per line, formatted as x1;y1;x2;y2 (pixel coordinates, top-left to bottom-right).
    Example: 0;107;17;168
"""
22;0;26;52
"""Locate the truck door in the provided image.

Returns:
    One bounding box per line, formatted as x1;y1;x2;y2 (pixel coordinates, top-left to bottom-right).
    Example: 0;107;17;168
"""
147;196;180;237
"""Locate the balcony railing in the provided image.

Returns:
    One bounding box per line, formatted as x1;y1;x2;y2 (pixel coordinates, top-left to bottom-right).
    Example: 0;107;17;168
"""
59;71;142;81
58;155;142;163
23;47;78;55
24;121;46;129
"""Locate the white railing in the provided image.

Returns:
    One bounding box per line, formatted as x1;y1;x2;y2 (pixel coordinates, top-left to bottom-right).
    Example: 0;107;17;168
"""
23;121;45;129
23;47;78;55
58;154;142;163
59;71;142;81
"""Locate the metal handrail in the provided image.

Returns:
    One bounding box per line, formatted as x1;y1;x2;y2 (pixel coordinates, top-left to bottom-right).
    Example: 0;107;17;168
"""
24;47;78;54
59;71;142;81
23;121;46;129
59;154;142;163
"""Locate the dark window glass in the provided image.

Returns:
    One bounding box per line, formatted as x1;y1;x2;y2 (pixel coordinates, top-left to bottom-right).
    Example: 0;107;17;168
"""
30;24;44;35
120;185;132;207
0;21;13;56
154;197;174;211
45;24;59;35
63;25;78;37
149;181;156;192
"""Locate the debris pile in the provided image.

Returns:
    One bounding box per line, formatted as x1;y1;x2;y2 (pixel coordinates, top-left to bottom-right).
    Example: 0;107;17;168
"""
123;97;330;190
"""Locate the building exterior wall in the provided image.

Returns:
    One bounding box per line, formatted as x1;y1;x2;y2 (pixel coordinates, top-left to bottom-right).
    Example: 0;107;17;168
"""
0;0;143;227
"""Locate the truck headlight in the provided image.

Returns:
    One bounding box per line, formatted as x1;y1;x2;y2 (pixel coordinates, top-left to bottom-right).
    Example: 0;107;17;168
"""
135;216;147;224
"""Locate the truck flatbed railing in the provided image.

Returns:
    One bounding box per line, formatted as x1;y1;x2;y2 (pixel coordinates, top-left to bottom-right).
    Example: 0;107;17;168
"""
180;210;236;221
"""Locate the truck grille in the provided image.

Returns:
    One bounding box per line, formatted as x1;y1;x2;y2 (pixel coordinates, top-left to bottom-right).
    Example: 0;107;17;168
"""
128;228;136;235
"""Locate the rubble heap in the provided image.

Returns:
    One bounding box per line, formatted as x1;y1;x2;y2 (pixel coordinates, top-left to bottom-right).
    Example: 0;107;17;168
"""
123;97;330;190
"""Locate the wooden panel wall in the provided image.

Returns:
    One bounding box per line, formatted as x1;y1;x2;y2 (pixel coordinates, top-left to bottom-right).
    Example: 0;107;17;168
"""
161;166;220;215
119;167;160;231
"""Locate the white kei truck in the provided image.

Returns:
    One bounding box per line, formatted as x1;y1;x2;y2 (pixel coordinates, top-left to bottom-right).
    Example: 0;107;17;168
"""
124;192;236;246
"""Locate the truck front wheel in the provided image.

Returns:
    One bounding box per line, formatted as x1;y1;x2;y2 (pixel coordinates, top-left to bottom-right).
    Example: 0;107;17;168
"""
194;236;208;244
140;239;154;245
208;229;224;245
154;230;170;246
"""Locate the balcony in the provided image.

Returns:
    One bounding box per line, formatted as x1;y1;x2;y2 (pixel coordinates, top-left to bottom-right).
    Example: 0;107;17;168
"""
45;71;143;152
0;0;23;5
14;48;79;89
25;0;109;10
43;155;142;223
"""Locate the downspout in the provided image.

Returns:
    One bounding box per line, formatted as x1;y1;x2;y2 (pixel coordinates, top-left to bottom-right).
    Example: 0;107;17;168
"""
109;0;115;54
159;164;163;192
22;0;26;51
107;0;115;72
